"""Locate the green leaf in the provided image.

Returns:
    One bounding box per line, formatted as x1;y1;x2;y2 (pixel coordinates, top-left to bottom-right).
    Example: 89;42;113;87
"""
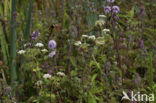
91;74;97;82
88;97;97;103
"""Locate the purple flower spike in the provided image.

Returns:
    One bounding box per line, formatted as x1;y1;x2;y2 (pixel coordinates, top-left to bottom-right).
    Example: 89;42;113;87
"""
107;0;115;3
44;62;49;68
48;51;56;58
31;30;40;40
48;40;56;50
112;6;120;14
104;6;111;14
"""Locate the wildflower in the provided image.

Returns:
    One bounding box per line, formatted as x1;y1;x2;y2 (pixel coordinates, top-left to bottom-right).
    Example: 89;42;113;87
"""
104;6;111;14
88;35;96;40
74;41;82;46
107;0;115;3
31;30;40;40
43;74;51;79
103;29;110;32
95;20;105;26
138;40;144;49
48;40;56;50
96;37;105;45
36;80;43;86
57;72;65;76
48;51;56;58
99;15;106;18
24;43;31;47
41;49;48;52
114;15;119;20
82;35;88;38
44;62;49;68
35;43;44;47
48;70;52;75
17;50;26;54
112;6;120;14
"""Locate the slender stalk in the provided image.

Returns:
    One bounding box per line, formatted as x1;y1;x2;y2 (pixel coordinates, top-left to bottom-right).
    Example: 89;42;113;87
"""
24;0;33;42
0;20;9;65
149;52;153;87
10;0;17;95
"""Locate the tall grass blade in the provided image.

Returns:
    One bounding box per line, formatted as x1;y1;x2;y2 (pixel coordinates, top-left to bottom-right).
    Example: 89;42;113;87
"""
9;0;17;95
0;23;9;65
24;0;33;42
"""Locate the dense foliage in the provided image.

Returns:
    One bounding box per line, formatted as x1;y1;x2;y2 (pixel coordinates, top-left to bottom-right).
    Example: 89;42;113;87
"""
0;0;156;102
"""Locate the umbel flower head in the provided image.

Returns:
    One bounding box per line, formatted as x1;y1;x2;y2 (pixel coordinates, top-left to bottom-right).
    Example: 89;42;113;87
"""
35;43;44;47
48;40;56;50
104;6;111;14
18;50;26;55
112;6;120;14
107;0;115;3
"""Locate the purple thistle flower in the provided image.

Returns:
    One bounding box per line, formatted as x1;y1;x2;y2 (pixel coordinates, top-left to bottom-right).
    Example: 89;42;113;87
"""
112;6;120;14
48;51;56;58
107;0;115;3
48;40;56;50
31;30;40;40
104;6;111;14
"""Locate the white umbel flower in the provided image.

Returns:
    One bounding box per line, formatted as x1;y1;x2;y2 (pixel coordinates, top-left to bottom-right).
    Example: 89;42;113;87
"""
102;29;110;32
36;80;43;86
88;35;96;40
18;50;26;54
57;72;65;76
41;49;48;52
82;35;88;38
43;74;51;79
99;15;106;18
74;41;82;46
35;43;44;47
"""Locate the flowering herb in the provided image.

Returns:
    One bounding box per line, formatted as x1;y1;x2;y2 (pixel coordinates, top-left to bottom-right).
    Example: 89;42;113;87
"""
112;6;120;14
48;40;56;50
31;30;40;40
48;51;56;58
104;6;111;14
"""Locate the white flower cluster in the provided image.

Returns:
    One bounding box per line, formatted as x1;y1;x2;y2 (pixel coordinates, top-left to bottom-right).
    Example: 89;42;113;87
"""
41;49;48;52
36;80;43;86
82;35;96;40
18;50;26;55
74;41;82;46
88;35;96;40
43;74;51;79
99;15;106;18
35;43;44;47
57;72;65;76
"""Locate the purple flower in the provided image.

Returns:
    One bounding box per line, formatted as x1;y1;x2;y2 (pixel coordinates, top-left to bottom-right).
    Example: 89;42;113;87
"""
48;40;56;50
107;0;115;3
114;15;119;20
138;40;144;49
112;6;120;14
104;6;111;14
44;62;49;68
31;30;40;40
13;12;18;21
48;51;56;58
48;70;52;75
